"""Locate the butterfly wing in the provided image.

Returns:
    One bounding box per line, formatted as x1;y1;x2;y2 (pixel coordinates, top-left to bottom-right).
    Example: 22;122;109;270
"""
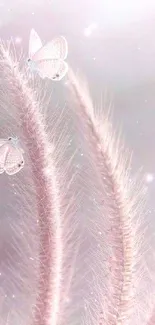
29;29;43;59
4;145;24;175
33;36;68;61
37;59;68;80
0;143;9;174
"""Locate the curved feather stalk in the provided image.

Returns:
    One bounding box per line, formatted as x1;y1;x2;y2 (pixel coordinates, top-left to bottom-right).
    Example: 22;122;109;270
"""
147;305;155;325
145;261;155;325
66;68;146;325
0;40;68;325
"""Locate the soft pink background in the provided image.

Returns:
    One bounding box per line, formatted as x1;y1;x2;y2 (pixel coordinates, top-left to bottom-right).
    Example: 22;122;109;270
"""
0;1;155;324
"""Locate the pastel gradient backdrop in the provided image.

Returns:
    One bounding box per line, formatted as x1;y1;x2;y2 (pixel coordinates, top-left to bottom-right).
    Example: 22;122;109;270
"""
0;1;155;325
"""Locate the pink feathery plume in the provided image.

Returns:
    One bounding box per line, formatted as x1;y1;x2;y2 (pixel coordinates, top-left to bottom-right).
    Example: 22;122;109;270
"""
147;307;155;325
146;294;155;325
66;68;146;325
0;42;64;325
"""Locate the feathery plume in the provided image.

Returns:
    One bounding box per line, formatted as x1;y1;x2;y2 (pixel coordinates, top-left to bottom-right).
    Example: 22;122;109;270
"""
0;41;64;325
66;68;146;325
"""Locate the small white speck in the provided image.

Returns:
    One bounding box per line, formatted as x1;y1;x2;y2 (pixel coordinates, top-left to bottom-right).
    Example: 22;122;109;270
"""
145;173;154;183
68;140;72;146
84;27;92;37
15;37;22;44
84;23;98;37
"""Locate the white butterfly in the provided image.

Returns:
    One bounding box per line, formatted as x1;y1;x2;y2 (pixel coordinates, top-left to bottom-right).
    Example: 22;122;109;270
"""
27;28;68;81
0;137;24;175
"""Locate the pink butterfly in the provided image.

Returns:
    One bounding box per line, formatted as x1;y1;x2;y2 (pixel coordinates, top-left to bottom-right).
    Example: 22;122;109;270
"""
27;28;68;81
0;137;24;175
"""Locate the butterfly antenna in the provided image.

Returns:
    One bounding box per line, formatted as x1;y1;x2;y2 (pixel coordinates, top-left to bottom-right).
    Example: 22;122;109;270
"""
9;133;18;141
5;310;11;325
9;37;17;63
18;46;25;65
7;38;12;54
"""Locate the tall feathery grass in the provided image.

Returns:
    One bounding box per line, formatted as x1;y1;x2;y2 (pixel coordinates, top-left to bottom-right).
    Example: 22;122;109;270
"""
0;41;153;325
0;42;79;325
66;68;148;325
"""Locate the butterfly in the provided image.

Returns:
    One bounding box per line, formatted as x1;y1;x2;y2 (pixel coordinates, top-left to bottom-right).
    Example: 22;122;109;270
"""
27;28;68;81
0;137;24;175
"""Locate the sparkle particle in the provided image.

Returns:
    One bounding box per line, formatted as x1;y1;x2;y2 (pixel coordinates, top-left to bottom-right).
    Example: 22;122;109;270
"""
145;173;154;183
